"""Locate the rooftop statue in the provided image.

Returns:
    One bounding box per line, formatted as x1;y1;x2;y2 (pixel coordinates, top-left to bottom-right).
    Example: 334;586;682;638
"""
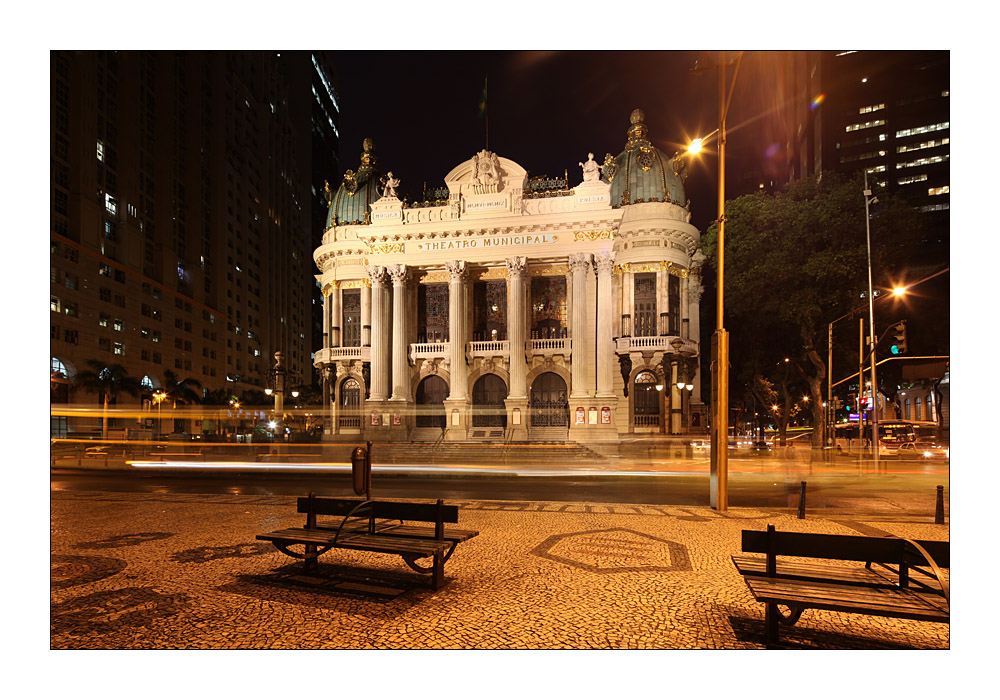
579;152;600;182
472;150;503;187
382;171;400;199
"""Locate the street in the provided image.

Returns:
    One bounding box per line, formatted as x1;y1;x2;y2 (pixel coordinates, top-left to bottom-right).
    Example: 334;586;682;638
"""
51;450;948;520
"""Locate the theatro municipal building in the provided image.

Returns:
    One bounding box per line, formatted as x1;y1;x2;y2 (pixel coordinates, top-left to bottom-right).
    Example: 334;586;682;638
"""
313;109;706;445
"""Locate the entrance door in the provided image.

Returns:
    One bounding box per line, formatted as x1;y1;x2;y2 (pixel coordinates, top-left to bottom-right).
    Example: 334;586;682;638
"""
530;372;568;427
472;374;508;428
415;375;448;428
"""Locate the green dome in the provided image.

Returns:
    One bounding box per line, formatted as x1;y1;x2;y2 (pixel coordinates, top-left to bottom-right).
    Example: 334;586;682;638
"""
605;109;687;208
326;137;382;227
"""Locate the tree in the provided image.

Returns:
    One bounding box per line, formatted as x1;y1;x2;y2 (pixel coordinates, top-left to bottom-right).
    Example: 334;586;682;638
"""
73;360;141;439
698;171;924;448
161;369;202;434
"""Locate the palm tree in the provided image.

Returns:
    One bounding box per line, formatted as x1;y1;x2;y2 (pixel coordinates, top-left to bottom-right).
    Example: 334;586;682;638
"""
74;360;142;439
161;370;202;434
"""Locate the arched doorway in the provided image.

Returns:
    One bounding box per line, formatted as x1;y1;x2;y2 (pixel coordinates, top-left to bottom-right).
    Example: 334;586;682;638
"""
472;374;507;428
415;375;448;429
530;372;568;428
633;370;660;429
340;377;362;431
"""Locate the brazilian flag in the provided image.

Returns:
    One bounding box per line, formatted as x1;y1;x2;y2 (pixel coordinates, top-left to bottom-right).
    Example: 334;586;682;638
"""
478;79;487;118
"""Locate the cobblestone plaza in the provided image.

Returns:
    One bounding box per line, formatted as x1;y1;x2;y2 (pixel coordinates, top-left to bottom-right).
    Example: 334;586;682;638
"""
51;490;949;651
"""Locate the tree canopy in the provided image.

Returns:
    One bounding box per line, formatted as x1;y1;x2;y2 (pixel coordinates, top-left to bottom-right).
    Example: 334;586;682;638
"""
698;171;925;446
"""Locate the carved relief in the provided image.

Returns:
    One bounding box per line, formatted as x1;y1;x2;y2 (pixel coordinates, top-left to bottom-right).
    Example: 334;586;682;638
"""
505;256;527;276
387;264;410;285
365;265;387;287
568;252;592;273
445;260;468;282
471;149;504;190
593;251;616;276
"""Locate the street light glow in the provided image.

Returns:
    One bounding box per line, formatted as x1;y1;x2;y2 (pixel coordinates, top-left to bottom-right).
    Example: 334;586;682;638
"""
688;138;704;155
893;286;907;297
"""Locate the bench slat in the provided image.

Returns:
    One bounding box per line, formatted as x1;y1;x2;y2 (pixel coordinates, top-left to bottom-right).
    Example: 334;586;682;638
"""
257;528;449;556
744;576;949;621
379;524;480;543
741;530;949;565
732;555;898;589
297;497;459;523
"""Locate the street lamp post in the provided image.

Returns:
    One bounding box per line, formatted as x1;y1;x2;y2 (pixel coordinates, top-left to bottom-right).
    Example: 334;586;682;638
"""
863;172;880;473
690;51;741;511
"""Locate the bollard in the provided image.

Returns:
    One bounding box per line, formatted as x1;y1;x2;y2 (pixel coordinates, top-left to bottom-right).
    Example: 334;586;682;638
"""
935;485;945;525
797;481;807;519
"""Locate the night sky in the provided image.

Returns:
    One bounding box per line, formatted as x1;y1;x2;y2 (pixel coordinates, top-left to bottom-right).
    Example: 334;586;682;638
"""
329;50;789;233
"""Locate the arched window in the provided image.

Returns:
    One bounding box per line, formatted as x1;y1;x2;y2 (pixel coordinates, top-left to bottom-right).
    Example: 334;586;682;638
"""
141;375;155;391
633;370;660;427
340;378;361;429
51;357;68;378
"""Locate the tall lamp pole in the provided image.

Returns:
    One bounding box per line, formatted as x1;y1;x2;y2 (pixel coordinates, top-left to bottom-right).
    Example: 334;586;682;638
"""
863;172;880;473
693;52;741;511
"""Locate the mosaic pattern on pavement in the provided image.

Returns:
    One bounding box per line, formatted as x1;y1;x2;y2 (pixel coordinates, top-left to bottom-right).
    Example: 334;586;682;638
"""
50;491;949;650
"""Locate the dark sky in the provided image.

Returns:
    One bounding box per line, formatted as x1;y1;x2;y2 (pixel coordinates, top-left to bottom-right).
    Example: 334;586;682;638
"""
329;50;788;233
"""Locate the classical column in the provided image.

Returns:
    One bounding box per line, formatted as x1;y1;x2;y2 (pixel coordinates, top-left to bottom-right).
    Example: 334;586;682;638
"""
594;252;616;396
388;264;410;401
569;253;591;398
322;288;331;348
361;280;372;347
446;260;468;400
688;266;704;404
506;257;528;398
367;266;389;401
331;284;342;348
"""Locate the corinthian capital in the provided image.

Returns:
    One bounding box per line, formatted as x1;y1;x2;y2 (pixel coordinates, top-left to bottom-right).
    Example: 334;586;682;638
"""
445;260;468;282
505;256;527;276
568;252;592;273
365;265;387;287
387;263;410;285
593;251;616;276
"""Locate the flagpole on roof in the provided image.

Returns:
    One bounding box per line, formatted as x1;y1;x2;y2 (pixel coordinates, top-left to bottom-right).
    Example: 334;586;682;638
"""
485;75;489;150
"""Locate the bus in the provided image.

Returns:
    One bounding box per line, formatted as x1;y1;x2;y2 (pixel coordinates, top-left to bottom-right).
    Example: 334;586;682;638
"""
833;420;939;451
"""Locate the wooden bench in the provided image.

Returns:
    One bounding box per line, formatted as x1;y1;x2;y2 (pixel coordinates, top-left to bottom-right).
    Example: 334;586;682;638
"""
256;493;479;589
733;524;949;646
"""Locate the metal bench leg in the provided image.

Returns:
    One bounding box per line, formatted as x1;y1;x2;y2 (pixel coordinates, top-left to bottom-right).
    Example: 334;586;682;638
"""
765;603;780;646
304;544;317;572
432;551;444;590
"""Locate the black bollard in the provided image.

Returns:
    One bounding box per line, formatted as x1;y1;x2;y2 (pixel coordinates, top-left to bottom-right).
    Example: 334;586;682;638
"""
935;485;945;525
798;481;807;519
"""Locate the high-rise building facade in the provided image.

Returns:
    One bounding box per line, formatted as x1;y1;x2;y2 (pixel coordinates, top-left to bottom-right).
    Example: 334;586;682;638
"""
314;109;706;444
50;50;312;435
780;50;949;256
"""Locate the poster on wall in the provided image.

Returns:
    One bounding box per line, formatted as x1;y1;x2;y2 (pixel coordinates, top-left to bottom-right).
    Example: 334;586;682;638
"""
575;407;585;425
370;412;380;426
588;407;598;424
512;408;521;425
393;413;401;426
601;407;611;424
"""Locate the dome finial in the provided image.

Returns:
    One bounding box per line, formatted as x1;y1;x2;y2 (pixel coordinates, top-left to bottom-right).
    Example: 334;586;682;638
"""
629;108;645;125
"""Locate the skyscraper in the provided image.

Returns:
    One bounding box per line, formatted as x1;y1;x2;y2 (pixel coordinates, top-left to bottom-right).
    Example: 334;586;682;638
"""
51;50;313;435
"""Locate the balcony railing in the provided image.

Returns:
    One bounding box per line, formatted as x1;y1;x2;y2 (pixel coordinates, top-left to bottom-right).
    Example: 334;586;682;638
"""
314;346;371;365
528;338;571;355
615;336;697;354
410;342;450;365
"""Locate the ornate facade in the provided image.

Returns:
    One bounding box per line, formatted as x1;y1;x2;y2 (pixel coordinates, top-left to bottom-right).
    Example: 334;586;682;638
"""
313;109;706;444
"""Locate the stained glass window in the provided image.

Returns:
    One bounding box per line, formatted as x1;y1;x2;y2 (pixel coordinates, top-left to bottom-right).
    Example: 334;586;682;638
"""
530;277;567;339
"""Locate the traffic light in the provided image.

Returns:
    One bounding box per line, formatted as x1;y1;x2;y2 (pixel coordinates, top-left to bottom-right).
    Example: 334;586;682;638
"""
889;320;908;355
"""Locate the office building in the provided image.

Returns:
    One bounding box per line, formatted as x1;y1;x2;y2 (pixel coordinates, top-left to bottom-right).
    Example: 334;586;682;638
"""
50;50;312;435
